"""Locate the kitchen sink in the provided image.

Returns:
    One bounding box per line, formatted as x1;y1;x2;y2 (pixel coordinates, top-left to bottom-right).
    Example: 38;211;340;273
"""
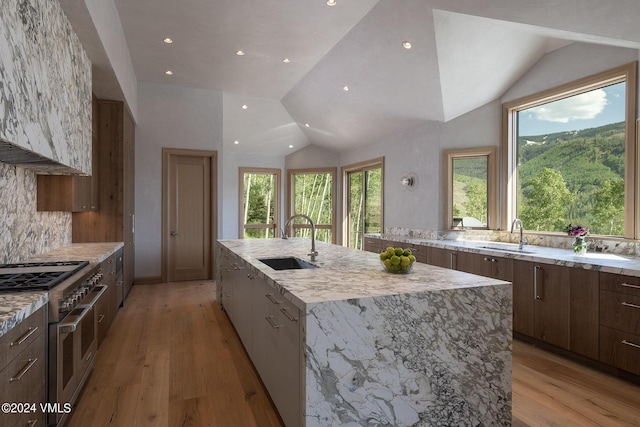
479;245;535;254
258;256;318;270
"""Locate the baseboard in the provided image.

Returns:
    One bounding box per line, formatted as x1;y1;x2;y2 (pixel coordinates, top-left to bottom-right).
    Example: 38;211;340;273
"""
134;275;163;285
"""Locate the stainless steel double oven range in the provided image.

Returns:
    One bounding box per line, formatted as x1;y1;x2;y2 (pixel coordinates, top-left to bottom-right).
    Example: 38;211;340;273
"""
0;260;106;426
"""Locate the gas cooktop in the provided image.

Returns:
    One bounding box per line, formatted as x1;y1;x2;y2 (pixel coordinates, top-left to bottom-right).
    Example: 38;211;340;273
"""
0;260;89;292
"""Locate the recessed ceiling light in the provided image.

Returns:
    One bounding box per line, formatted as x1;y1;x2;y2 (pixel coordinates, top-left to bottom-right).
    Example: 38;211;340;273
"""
304;123;310;128
282;58;291;63
236;50;245;56
163;38;173;44
234;140;240;145
289;144;294;148
327;0;336;6
402;41;412;49
165;70;173;75
342;85;349;91
241;104;248;110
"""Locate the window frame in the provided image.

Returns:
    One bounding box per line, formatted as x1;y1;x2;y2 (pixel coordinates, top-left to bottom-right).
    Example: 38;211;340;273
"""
443;146;497;230
286;167;337;244
341;157;385;248
501;62;637;238
238;167;281;239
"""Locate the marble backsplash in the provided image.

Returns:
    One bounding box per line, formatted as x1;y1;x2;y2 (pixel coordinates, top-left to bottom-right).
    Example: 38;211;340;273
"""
385;226;640;256
0;162;71;264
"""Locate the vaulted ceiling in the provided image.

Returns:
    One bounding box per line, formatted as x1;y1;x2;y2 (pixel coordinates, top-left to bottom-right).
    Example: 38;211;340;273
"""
61;0;640;157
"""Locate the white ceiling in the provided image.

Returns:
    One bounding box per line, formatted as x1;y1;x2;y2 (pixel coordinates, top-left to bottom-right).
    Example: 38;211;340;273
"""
60;0;640;157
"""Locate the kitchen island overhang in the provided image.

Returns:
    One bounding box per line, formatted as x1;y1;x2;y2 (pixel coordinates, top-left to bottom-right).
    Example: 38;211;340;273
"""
217;238;512;426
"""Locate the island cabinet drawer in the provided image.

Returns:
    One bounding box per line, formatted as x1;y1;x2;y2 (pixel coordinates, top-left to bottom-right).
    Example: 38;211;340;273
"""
0;328;46;421
363;237;382;253
600;290;640;335
600;272;640;297
599;326;640;376
0;305;47;369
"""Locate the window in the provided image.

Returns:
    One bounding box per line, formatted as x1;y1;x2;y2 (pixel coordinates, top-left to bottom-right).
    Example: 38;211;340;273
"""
239;168;280;238
343;158;384;249
443;147;497;230
286;168;337;243
502;63;636;238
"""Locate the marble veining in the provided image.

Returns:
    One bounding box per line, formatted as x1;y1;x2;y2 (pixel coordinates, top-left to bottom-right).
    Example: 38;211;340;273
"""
0;0;91;173
374;233;640;278
0;162;71;264
26;242;124;264
218;238;512;426
0;291;48;338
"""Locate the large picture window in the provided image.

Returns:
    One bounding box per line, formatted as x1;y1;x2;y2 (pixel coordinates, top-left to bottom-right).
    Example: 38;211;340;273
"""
239;168;280;239
502;63;637;238
286;168;337;243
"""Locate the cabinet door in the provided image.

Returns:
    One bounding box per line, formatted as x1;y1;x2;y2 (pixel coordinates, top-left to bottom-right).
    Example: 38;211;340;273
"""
457;252;492;277
427;247;457;269
533;263;570;349
569;268;599;359
363;237;381;253
512;260;534;336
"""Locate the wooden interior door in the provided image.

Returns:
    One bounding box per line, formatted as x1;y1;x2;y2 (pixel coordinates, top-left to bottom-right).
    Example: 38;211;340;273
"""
163;149;217;282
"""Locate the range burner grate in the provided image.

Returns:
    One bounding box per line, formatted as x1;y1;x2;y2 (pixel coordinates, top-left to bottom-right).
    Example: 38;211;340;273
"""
0;260;89;292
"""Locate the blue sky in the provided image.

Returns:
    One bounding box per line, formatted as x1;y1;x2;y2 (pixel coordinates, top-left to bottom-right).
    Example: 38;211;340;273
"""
518;82;626;137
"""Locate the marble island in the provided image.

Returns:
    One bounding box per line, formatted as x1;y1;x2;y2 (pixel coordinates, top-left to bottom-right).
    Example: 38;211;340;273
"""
217;238;512;426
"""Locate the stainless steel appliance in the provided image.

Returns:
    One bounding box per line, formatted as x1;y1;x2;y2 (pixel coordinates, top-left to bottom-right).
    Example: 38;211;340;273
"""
0;260;106;427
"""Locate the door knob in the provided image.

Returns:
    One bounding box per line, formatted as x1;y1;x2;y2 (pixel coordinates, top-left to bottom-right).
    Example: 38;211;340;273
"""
170;231;179;236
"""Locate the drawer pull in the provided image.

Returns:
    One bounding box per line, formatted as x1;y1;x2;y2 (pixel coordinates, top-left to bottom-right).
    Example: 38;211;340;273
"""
9;358;38;382
26;419;38;427
265;294;279;305
621;282;640;290
265;316;282;329
10;326;39;347
621;301;640;310
280;307;298;322
97;314;106;323
621;340;640;350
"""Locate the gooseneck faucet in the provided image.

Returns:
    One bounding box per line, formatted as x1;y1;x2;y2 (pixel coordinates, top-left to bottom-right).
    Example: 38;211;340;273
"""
510;218;528;250
282;214;318;261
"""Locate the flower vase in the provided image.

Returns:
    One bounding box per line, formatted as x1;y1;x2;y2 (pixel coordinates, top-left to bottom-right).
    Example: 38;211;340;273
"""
572;236;587;255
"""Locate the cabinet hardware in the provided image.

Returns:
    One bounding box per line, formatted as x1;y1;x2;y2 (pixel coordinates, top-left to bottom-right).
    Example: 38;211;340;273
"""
621;339;640;350
247;274;255;280
265;294;279;305
621;282;640;290
9;358;38;382
534;265;541;300
265;316;282;329
97;314;105;323
483;257;490;262
26;420;37;427
621;301;640;310
491;258;497;263
170;231;179;236
280;307;298;322
10;326;38;347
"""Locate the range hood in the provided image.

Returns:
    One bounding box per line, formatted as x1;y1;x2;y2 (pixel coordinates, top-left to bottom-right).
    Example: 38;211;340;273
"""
0;138;84;175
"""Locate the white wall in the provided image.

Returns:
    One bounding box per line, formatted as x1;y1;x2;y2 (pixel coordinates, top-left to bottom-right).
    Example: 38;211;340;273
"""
135;82;223;277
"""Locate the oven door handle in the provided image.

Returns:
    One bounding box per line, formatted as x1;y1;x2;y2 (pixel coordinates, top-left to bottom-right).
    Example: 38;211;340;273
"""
82;285;108;306
58;305;92;334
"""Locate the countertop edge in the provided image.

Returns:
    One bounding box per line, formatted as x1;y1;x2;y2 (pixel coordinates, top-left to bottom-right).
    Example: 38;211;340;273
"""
0;292;48;338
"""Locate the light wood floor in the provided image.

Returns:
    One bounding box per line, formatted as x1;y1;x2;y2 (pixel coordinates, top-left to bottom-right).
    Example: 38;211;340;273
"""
68;281;640;427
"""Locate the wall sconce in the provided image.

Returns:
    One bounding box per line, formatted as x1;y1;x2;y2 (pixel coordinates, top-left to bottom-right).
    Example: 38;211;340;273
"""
400;172;417;191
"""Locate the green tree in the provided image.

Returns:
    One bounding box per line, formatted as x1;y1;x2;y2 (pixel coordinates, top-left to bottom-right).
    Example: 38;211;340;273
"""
520;168;573;231
592;179;624;235
463;181;487;225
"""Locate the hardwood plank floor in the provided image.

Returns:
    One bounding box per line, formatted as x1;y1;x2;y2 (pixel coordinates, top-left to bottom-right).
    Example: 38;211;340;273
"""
68;281;640;426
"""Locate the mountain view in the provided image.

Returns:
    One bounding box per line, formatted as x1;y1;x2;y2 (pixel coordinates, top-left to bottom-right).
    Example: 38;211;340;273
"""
517;121;625;235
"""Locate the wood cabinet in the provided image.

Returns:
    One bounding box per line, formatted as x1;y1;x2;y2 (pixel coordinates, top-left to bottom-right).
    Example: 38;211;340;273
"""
364;237;428;263
37;95;100;212
73;99;135;300
0;306;47;427
457;251;513;281
599;272;640;375
427;247;457;269
569;268;599;359
363;236;382;253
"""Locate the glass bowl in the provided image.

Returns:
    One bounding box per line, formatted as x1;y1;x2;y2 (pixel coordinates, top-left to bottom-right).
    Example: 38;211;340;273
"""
380;259;414;274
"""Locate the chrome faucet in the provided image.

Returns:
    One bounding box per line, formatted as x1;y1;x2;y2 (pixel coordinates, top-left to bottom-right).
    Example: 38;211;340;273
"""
282;214;318;261
510;218;528;250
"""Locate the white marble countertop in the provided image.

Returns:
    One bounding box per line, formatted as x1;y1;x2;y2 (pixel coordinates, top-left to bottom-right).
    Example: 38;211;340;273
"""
371;233;640;277
0;242;123;338
218;238;508;311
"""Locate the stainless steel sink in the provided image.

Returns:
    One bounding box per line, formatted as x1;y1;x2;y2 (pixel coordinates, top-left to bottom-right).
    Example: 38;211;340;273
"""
479;245;534;254
258;256;318;270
